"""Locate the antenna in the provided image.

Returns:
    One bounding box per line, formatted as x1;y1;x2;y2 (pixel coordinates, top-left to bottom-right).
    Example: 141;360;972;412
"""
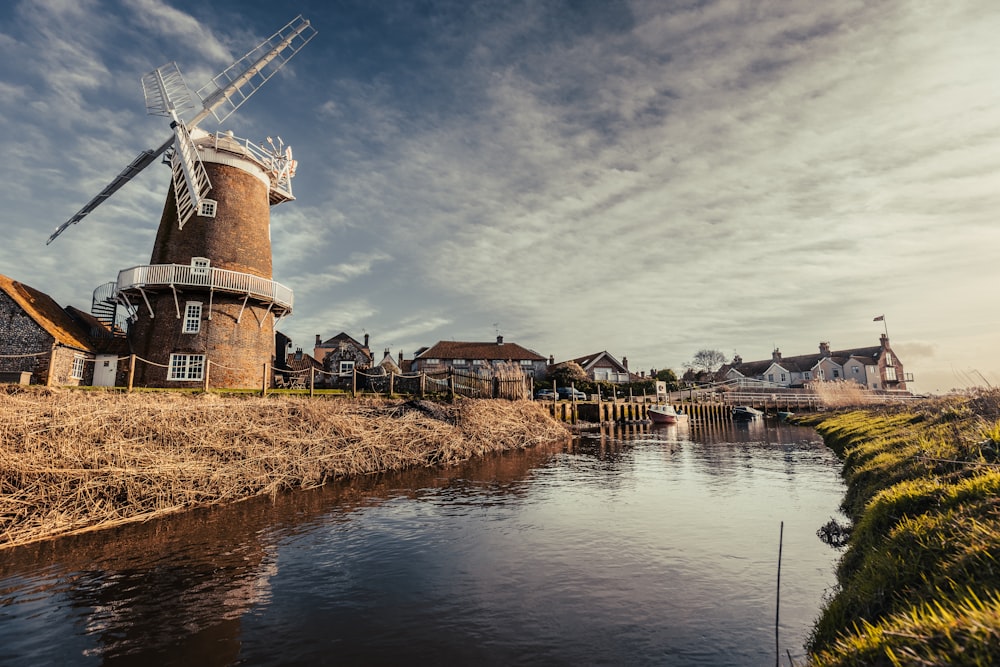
47;15;317;244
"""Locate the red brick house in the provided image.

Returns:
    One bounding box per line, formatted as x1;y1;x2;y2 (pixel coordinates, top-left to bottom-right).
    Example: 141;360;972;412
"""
411;336;547;378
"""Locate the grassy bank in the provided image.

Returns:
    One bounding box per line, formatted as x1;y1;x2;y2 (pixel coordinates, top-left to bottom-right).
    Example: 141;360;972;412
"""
802;390;1000;666
0;387;569;550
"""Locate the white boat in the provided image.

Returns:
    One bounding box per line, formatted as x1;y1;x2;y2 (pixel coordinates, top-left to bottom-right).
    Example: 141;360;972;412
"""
648;404;682;424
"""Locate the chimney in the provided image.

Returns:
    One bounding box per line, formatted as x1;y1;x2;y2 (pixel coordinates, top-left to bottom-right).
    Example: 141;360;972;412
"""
819;341;831;357
398;350;404;366
497;335;504;345
622;355;628;370
364;333;369;348
315;334;321;346
384;348;390;357
880;333;889;347
733;354;742;365
549;355;555;365
295;347;303;361
772;348;782;362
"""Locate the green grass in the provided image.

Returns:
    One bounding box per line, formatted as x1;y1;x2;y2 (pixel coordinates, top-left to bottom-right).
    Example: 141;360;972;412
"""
807;390;1000;665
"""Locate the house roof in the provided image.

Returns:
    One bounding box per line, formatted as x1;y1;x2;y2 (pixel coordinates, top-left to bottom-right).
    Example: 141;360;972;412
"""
415;339;546;362
722;344;884;379
0;274;94;351
566;350;628;373
319;332;368;349
285;351;323;372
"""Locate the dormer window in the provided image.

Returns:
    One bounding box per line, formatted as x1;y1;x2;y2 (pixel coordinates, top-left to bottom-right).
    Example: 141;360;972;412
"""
199;199;218;218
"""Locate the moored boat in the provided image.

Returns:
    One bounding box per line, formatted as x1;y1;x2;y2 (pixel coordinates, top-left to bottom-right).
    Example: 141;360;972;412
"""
649;404;681;424
732;405;764;420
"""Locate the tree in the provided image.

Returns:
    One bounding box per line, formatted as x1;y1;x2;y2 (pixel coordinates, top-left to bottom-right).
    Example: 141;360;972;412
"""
655;368;679;391
546;361;588;387
685;349;727;374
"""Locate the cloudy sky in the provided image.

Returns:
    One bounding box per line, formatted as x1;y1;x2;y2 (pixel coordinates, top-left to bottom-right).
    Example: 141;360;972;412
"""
1;0;998;393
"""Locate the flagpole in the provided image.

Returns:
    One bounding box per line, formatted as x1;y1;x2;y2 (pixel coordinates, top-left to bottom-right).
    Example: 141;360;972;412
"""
874;315;888;338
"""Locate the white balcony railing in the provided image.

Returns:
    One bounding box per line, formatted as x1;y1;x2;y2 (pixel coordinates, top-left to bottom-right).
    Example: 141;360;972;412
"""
117;264;294;312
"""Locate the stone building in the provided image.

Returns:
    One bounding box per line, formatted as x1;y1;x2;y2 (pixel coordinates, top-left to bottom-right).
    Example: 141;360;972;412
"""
0;273;98;386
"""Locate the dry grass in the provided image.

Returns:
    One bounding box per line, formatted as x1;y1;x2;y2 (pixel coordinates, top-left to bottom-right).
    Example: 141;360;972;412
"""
0;388;569;550
811;380;881;408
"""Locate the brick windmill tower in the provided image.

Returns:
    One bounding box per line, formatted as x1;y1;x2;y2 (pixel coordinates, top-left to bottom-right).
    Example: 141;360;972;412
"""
48;17;316;388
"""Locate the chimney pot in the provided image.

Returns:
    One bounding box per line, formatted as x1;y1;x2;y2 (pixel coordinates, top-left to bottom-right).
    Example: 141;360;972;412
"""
315;334;321;346
497;335;504;345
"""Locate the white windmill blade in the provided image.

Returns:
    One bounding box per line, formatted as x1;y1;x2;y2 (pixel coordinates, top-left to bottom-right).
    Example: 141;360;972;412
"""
193;15;317;128
46;137;173;245
141;61;197;118
169;122;212;230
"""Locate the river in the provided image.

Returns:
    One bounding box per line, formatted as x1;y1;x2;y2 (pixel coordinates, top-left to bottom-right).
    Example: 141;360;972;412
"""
0;419;844;666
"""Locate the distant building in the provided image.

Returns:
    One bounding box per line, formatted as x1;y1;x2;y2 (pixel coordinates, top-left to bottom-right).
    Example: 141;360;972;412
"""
314;332;373;378
559;351;633;383
0;273;107;386
718;336;911;391
411;336;547;378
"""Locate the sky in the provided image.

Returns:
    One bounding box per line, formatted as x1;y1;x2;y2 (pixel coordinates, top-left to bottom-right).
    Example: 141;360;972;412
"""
1;0;998;394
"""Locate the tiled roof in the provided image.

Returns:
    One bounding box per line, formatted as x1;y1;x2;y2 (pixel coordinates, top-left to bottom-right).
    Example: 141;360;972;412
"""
285;351;323;372
416;340;545;361
0;274;94;351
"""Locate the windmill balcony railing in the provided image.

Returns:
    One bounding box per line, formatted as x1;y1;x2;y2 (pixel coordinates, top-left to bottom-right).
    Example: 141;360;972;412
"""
117;264;294;311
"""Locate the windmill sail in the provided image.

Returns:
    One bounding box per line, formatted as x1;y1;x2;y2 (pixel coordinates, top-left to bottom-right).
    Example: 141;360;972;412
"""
168;121;212;228
196;15;317;126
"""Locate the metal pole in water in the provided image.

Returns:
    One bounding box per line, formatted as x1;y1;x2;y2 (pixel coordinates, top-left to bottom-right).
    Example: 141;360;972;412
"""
776;520;784;667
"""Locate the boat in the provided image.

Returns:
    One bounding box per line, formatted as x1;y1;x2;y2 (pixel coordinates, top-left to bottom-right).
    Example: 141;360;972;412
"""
732;406;764;421
648;403;682;424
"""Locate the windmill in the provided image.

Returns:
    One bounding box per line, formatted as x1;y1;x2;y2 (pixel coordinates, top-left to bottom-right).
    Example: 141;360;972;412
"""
49;16;317;389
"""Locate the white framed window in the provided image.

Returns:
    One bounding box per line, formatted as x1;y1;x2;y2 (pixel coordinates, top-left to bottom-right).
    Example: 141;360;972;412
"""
423;358;440;365
853;366;860;374
885;353;894;367
183;302;203;334
168;353;205;381
339;360;355;376
453;359;467;366
833;369;840;378
885;366;897;381
198;199;218;218
71;354;85;379
804;372;811;380
780;373;786;382
520;359;533;366
191;257;211;275
472;359;485;366
768;374;774;382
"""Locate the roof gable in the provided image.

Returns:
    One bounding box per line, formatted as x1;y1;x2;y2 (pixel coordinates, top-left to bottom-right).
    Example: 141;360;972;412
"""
567;351;628;373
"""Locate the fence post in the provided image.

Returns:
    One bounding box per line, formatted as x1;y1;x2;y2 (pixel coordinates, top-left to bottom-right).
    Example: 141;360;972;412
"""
262;363;268;396
204;360;211;393
420;372;426;398
127;354;135;392
388;371;394;397
309;367;315;397
352;367;357;398
448;369;455;400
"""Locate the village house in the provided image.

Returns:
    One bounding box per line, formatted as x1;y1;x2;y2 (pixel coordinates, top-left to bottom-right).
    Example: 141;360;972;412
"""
314;332;373;378
411;336;548;378
0;273;123;386
717;335;912;392
557;351;634;383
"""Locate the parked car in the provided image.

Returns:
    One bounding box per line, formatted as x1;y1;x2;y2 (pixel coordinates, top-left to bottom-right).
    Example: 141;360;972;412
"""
556;387;588;401
534;389;556;401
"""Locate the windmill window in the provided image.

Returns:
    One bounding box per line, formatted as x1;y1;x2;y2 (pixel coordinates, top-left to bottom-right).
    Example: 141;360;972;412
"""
183;302;202;334
71;354;85;379
199;199;218;218
191;257;210;275
168;353;205;381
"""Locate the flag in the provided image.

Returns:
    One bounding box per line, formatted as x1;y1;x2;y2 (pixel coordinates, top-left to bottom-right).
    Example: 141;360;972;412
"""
873;315;884;322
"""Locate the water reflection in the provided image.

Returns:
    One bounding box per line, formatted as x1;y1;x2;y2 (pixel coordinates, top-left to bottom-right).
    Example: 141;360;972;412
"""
0;422;844;666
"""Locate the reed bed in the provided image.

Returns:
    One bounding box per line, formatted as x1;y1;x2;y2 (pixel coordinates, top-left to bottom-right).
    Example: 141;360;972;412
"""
804;388;1000;665
0;388;568;550
811;380;883;408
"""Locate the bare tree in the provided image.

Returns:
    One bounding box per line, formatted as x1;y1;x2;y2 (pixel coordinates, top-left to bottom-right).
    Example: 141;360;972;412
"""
685;349;727;374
